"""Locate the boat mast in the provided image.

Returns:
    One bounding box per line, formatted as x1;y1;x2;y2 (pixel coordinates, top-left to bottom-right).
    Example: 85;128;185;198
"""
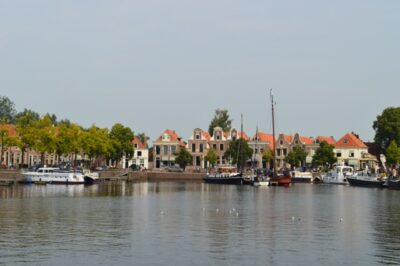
270;89;277;178
238;113;244;173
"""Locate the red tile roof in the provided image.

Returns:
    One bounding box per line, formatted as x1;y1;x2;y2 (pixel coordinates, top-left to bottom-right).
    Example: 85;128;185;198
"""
254;132;274;143
284;135;293;143
316;136;336;146
202;131;211;141
156;129;182;143
336;133;367;149
0;124;17;137
299;136;314;145
132;136;146;149
237;131;250;141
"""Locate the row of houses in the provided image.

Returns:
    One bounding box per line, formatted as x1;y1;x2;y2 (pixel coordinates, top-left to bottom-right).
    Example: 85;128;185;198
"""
0;124;377;171
150;128;377;171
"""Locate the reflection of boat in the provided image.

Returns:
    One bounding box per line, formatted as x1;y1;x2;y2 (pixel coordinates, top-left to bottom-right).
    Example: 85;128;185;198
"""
291;171;313;183
34;180;47;185
0;180;13;186
347;174;385;188
23;167;86;184
203;166;243;185
322;165;353;185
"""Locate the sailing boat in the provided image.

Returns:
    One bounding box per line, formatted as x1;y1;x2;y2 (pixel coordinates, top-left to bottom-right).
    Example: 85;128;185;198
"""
268;89;292;186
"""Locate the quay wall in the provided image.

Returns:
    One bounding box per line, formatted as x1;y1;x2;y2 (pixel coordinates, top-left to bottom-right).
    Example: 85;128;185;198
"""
0;171;25;182
127;171;204;182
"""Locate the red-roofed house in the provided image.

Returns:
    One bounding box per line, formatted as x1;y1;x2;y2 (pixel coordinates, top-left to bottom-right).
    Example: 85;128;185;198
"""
334;133;376;169
187;128;210;168
248;132;274;168
126;136;149;169
304;136;336;165
153;129;185;169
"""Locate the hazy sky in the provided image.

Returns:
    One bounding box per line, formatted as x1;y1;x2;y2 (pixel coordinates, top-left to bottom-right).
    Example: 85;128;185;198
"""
1;0;399;142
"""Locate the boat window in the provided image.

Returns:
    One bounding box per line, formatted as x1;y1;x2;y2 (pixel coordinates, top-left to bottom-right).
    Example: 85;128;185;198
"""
38;170;43;173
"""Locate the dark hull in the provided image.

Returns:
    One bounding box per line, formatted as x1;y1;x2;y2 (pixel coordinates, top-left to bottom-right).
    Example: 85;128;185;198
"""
84;176;100;185
203;175;243;185
291;178;312;183
347;177;384;188
388;180;400;190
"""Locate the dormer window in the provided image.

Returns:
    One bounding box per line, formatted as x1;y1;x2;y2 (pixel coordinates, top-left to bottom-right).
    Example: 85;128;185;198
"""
280;140;283;145
196;134;200;140
344;139;349;144
162;134;170;141
216;134;220;140
134;144;138;148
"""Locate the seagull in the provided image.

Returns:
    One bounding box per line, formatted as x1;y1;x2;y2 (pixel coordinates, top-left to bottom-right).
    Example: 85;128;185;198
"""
216;208;219;213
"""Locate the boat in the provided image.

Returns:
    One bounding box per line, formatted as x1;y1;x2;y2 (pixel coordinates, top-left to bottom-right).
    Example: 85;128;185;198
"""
291;170;313;183
23;167;86;184
322;165;353;185
269;171;292;186
203;166;243;185
387;178;400;190
83;171;100;185
347;174;385;188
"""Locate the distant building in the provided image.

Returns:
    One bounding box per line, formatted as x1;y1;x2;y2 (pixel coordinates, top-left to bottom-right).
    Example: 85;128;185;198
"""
125;136;149;170
187;128;210;168
248;132;274;168
153;129;185;169
305;136;336;166
334;133;377;170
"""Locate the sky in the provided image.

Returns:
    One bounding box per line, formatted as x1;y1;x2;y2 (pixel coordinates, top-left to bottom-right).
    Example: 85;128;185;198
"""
1;0;399;142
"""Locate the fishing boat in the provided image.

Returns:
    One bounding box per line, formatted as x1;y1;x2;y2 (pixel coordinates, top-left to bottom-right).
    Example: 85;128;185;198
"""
203;166;243;185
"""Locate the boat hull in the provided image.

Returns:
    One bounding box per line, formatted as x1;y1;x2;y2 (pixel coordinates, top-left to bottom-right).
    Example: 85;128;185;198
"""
347;177;384;188
203;175;243;185
387;179;400;190
291;177;312;183
269;176;292;186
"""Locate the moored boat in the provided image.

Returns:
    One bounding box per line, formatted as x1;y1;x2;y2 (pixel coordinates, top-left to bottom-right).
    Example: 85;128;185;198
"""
387;179;400;190
269;173;292;186
322;165;353;185
203;166;243;185
23;167;86;184
347;175;385;188
291;170;313;183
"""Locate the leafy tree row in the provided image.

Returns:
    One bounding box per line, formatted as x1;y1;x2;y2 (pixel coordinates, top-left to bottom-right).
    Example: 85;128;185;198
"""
0;95;136;168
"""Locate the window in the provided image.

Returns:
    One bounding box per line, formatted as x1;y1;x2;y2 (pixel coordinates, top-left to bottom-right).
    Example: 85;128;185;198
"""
336;152;342;158
134;144;138;148
140;159;144;165
216;134;220;140
156;146;161;155
171;146;176;154
220;144;224;151
137;151;142;157
283;149;287;156
280;140;283;145
213;144;217;150
192;143;196;152
163;145;169;155
277;149;281;156
196;134;200;140
200;144;204;153
349;151;355;158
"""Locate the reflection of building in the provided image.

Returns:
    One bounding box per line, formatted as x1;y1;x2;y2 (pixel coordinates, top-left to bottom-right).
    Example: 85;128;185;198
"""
153;129;185;169
334;133;377;170
125;136;149;169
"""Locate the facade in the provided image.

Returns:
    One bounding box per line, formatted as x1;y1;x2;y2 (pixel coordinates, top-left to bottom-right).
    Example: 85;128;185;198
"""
334;133;377;170
187;128;210;168
275;133;293;169
125;136;149;169
248;132;274;168
305;136;336;165
153;129;185;169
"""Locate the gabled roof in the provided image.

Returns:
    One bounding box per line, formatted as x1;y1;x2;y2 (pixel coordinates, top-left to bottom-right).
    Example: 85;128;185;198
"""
316;136;336;146
0;124;17;137
253;132;274;143
155;129;183;143
284;135;293;143
132;136;146;149
202;131;211;141
336;133;367;149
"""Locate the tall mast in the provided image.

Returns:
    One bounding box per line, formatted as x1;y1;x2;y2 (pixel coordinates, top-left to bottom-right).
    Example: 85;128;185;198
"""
240;113;244;173
270;89;277;178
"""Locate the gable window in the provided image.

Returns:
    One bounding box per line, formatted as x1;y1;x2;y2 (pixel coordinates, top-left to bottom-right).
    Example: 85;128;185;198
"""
137;151;142;157
216;134;220;140
192;143;196;152
171;146;176;154
156;146;161;155
196;134;200;140
163;146;169;155
200;144;204;153
213;144;217;150
277;149;281;156
134;144;138;149
349;151;355;158
280;140;283;145
220;144;224;151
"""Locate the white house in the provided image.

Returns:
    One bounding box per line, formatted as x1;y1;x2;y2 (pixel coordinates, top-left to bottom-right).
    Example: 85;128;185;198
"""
125;136;149;170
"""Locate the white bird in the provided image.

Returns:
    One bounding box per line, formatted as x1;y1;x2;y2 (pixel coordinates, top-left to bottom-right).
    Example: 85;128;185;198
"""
216;208;219;213
202;208;205;212
236;212;239;217
340;218;344;222
291;216;295;221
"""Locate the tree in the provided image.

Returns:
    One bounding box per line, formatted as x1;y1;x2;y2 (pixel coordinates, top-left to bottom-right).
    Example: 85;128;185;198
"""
0;125;17;167
312;141;337;170
81;125;113;167
15;110;39;168
205;148;218;168
31;115;57;164
285;145;307;169
109;123;134;166
0;96;16;124
175;147;192;170
386;140;400;167
373;107;400;153
208;109;232;136
262;149;274;168
55;123;82;166
137;132;149;148
224;138;253;169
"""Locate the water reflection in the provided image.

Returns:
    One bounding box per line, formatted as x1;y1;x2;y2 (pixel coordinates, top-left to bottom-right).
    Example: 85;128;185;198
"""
1;182;400;265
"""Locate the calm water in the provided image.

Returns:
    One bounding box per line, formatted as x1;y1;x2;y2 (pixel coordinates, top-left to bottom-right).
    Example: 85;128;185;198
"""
1;182;400;266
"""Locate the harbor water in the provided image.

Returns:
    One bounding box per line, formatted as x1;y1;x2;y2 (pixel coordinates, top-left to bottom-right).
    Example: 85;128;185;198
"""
1;182;400;266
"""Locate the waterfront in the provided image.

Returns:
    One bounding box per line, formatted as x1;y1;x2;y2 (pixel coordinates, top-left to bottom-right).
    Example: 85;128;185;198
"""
1;182;400;266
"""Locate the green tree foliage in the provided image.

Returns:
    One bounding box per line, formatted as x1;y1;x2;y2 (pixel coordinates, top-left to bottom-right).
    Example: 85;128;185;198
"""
224;138;253;169
0;96;16;123
262;149;274;166
208;109;232;136
55;123;82;165
175;147;192;169
15;110;39;167
31;115;57;163
109;123;134;165
373;107;400;152
312;141;337;170
137;132;149;148
205;148;218;168
286;145;307;169
81;125;112;162
386;140;400;167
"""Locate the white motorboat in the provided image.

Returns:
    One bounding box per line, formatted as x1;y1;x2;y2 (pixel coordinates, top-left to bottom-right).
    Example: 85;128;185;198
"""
322;165;354;185
291;171;313;183
23;167;86;184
